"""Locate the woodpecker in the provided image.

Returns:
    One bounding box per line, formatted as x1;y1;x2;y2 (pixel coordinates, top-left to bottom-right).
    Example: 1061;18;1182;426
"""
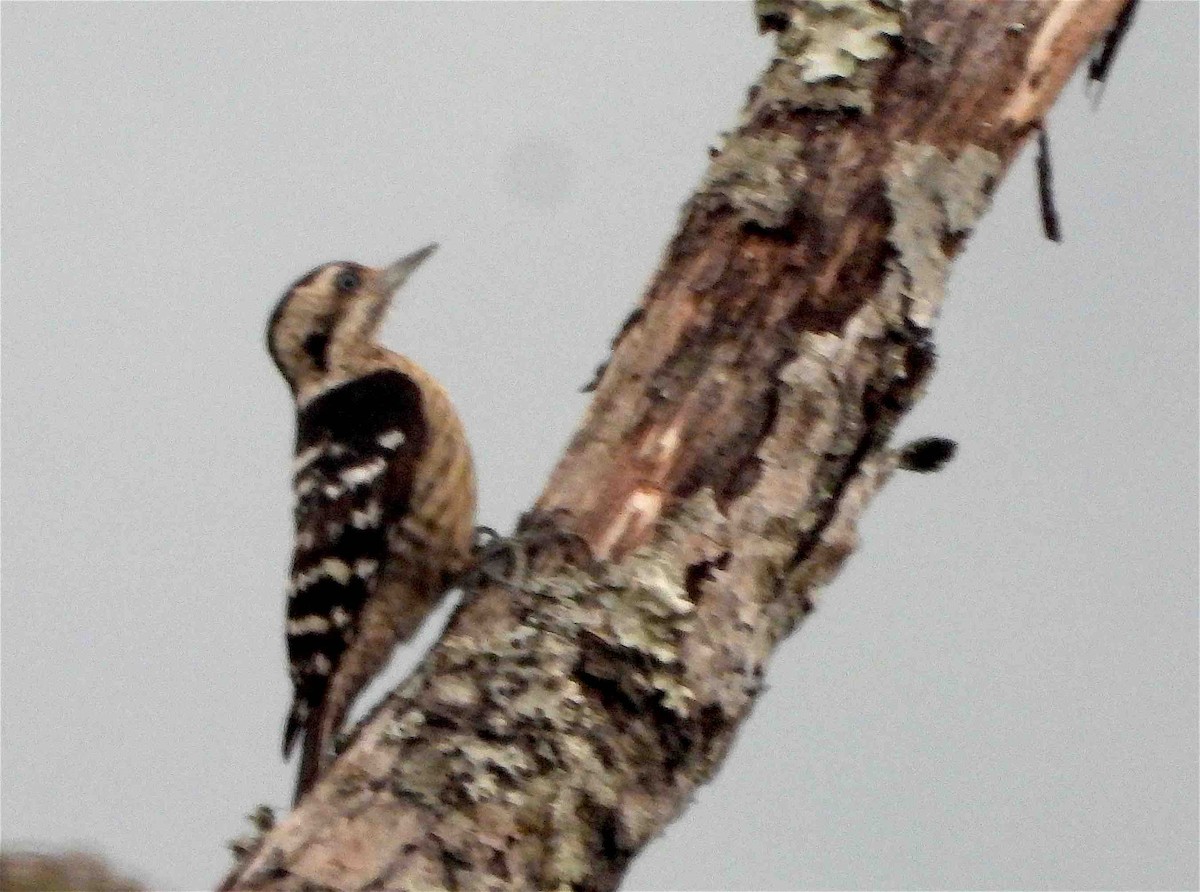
266;245;476;804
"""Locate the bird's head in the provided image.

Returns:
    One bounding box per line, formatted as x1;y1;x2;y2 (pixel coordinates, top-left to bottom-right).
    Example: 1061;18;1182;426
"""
267;244;437;400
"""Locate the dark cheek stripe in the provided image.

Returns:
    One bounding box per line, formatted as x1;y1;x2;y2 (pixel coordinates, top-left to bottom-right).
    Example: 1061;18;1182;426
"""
302;332;330;371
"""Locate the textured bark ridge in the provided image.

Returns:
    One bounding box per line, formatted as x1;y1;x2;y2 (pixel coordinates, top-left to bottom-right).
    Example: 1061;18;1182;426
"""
223;2;1131;889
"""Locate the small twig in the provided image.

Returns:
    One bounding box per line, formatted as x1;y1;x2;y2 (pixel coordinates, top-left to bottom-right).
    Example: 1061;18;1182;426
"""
1086;0;1139;107
220;806;278;891
580;359;608;393
1036;126;1063;243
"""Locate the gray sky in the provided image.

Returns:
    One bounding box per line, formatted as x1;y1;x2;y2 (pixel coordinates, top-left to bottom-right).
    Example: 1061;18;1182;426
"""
2;3;1196;890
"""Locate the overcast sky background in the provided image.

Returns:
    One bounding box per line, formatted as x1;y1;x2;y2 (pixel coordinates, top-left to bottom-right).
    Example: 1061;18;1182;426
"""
2;3;1196;890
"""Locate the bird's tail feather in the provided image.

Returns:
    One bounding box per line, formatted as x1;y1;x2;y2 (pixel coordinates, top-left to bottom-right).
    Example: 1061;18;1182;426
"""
289;699;328;807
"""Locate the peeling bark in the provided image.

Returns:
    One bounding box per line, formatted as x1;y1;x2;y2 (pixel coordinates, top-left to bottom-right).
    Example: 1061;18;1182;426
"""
222;2;1132;889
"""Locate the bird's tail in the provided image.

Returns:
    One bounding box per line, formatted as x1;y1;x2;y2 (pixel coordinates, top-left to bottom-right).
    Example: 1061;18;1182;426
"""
285;698;329;807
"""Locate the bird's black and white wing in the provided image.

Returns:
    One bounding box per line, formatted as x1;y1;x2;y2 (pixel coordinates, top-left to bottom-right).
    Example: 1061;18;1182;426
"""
281;369;427;757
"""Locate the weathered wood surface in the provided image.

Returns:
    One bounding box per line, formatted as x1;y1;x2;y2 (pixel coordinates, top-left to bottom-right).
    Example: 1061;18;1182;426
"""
223;2;1131;889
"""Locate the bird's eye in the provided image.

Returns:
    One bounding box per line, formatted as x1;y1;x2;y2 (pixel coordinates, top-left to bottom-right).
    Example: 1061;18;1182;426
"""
335;270;360;293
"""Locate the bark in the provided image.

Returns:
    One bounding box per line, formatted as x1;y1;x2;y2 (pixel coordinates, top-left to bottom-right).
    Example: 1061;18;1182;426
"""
222;2;1132;889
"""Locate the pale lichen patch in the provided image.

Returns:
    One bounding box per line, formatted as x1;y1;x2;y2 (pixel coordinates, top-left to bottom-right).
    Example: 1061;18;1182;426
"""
761;59;877;113
384;708;427;743
670;485;727;538
776;0;905;81
653;672;697;715
749;0;906;113
941;145;1003;233
702;134;807;229
456;741;534;783
600;548;694;663
430;673;479;710
885;142;1001;328
547;785;589;884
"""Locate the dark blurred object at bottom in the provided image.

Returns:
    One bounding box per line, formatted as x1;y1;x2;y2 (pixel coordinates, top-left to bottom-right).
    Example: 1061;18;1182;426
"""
1;849;146;892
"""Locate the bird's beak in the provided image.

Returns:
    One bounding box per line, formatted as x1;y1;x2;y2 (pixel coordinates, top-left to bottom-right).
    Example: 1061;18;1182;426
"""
378;243;438;297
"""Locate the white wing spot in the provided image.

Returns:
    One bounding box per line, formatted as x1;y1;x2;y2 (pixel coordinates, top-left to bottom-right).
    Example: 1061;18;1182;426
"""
322;557;352;584
340;457;388;488
331;606;351;628
288;615;331;635
322;483;343;499
295;477;317;497
292;445;324;476
310;654;332;675
378;429;407;450
289;557;353;595
354;558;379;579
351;501;383;529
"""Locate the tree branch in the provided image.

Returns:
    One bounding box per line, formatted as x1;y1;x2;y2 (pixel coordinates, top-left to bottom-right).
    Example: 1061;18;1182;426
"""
222;1;1132;889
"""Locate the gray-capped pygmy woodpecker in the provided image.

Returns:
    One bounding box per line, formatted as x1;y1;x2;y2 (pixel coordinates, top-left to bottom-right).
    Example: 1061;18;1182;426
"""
266;245;476;804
